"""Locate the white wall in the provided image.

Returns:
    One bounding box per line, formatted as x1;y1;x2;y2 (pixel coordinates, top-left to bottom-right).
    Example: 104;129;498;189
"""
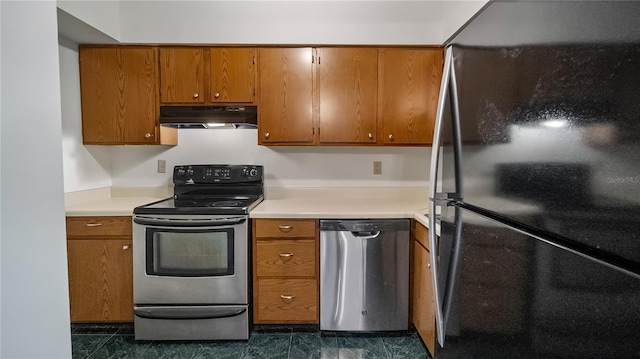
110;130;431;189
0;1;72;358
57;0;120;40
441;0;488;42
59;37;112;192
119;1;444;44
0;1;3;353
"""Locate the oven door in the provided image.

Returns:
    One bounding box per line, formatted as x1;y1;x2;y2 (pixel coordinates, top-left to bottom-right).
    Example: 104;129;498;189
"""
133;214;248;305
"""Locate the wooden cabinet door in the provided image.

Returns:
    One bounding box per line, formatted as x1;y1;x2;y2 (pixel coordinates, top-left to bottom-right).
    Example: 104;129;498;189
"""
210;48;255;103
379;48;443;145
79;47;159;144
318;48;378;144
258;48;315;145
67;239;133;322
412;233;436;356
160;48;204;104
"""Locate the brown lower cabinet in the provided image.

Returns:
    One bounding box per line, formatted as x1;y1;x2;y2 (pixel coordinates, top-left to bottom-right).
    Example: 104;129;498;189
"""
253;219;319;324
66;216;133;322
412;220;436;356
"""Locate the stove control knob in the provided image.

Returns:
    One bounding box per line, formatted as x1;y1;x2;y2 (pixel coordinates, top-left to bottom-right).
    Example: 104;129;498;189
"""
249;167;259;177
176;167;186;176
186;167;194;177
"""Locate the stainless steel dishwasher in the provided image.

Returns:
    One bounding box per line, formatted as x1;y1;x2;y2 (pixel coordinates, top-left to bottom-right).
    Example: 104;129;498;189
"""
320;219;410;331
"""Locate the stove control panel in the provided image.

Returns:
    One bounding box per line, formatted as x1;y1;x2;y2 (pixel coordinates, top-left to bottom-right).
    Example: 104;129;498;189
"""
173;164;263;184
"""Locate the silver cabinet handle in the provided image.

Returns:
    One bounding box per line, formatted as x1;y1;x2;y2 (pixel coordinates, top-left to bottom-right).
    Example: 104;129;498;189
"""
214;92;220;98
279;253;294;262
278;225;293;232
368;133;373;139
193;93;199;99
145;133;152;139
85;223;102;227
280;295;295;303
122;245;130;250
265;132;270;139
427;263;431;268
388;134;394;140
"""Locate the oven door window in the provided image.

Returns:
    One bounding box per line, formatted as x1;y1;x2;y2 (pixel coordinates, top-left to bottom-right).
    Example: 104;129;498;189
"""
146;228;234;277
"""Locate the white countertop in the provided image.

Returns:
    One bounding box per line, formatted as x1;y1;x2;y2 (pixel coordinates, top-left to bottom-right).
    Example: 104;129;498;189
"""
251;187;430;220
64;186;434;226
64;187;169;217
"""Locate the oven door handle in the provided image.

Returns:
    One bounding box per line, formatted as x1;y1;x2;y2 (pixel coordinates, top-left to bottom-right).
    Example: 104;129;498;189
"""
133;216;246;227
134;306;247;320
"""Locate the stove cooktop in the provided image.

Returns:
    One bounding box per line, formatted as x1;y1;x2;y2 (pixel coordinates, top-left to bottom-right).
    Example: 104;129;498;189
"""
134;164;264;216
134;195;264;215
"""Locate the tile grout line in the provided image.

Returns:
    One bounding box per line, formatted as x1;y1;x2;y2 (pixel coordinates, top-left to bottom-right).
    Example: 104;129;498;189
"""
287;330;293;359
83;332;117;359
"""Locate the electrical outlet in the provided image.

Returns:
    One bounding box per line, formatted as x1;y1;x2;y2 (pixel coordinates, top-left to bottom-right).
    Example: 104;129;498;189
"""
373;161;382;175
157;159;167;173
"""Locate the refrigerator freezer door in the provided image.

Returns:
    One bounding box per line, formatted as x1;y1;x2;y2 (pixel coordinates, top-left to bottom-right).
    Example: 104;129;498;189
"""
436;206;640;358
448;42;640;274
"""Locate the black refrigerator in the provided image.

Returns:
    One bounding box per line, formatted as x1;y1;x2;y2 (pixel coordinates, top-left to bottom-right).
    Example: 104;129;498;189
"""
428;1;640;358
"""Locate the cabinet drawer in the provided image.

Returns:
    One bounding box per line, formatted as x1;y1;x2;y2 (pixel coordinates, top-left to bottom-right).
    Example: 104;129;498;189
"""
66;216;132;238
413;220;430;250
256;239;316;277
256;278;318;323
254;219;317;238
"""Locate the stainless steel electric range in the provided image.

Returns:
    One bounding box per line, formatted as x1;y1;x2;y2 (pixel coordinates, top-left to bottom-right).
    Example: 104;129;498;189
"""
132;164;263;341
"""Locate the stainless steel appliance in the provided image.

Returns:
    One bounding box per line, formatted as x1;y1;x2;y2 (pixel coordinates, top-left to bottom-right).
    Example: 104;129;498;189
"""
320;219;410;331
429;1;640;357
159;105;257;129
133;164;263;340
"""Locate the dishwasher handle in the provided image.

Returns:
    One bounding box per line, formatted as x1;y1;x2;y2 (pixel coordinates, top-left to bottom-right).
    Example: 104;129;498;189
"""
350;231;381;239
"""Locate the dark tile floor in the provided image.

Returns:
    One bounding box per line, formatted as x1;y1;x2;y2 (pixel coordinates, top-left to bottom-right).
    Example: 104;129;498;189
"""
71;324;431;359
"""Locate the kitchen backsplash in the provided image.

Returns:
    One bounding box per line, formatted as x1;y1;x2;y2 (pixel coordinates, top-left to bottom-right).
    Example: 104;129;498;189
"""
108;130;431;189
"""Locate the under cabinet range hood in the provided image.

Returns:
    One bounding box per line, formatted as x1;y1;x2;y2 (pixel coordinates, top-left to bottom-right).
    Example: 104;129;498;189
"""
159;106;257;129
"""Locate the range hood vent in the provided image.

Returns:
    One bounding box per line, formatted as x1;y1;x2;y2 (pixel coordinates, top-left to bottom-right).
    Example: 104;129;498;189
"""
159;106;257;129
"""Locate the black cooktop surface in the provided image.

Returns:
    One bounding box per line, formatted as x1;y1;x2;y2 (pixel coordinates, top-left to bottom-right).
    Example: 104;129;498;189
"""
134;195;263;215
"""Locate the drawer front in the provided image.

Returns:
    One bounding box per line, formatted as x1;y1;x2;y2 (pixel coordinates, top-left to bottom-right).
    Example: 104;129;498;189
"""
256;239;316;277
256;278;318;323
254;219;317;238
413;220;430;250
66;216;132;238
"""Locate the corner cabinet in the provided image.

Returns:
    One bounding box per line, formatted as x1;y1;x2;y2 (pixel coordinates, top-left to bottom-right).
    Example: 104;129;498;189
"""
79;46;177;145
66;216;134;322
252;219;319;323
412;220;436;356
378;48;444;145
159;47;256;105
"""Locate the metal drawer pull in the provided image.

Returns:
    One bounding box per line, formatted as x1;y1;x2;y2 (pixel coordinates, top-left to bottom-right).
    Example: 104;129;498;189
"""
280;295;296;303
123;245;130;250
279;253;294;262
85;223;102;227
427;263;431;268
278;225;293;232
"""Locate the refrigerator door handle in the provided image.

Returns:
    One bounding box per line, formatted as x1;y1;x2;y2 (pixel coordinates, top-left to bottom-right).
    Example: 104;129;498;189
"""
429;45;454;348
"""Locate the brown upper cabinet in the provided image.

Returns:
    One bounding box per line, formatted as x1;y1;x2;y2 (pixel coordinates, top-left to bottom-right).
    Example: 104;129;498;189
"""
257;46;443;146
79;46;177;145
160;47;256;105
318;48;379;145
258;47;315;145
378;48;444;145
